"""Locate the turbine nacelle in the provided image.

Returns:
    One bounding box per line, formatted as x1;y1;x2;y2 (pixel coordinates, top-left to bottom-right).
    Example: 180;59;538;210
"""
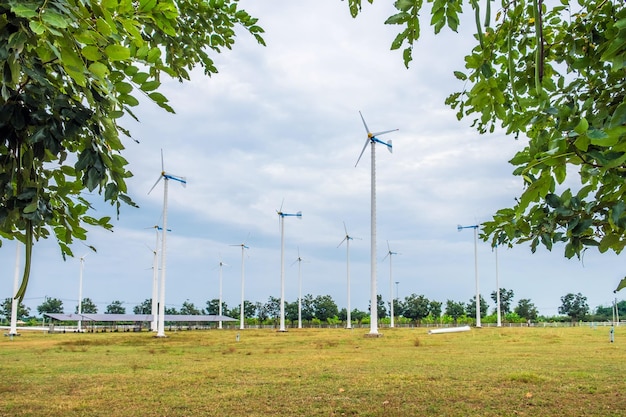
354;111;398;167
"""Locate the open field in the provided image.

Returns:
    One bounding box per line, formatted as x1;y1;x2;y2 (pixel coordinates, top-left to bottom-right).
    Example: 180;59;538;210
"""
1;326;625;416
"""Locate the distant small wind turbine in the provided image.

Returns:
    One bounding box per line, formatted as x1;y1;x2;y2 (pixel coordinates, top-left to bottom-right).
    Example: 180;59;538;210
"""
382;241;400;328
338;222;359;330
148;150;186;337
216;258;228;330
291;247;306;329
230;238;249;330
77;254;87;332
277;204;302;332
355;111;397;336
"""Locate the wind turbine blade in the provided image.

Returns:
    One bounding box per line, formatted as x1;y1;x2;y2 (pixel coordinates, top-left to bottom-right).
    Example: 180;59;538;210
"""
296;211;302;219
355;137;370;167
343;221;348;236
337;236;347;248
359;111;370;134
386;139;393;153
147;175;163;195
160;149;164;172
372;128;399;137
387;240;391;252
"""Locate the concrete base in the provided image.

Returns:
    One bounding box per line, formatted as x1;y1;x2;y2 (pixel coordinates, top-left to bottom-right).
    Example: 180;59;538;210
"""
364;333;383;338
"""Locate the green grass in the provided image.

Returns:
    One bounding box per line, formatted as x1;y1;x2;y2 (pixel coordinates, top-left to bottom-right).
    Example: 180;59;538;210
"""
1;327;625;416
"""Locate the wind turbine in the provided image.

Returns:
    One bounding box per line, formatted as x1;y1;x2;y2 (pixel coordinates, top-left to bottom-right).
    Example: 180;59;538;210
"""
231;239;249;330
355;111;398;336
77;254;87;332
216;258;228;330
146;225;164;332
382;241;400;328
277;204;302;332
338;221;359;330
291;247;306;329
148;150;186;337
458;224;481;328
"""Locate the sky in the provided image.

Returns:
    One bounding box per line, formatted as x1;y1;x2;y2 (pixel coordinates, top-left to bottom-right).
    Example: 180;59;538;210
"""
1;0;623;319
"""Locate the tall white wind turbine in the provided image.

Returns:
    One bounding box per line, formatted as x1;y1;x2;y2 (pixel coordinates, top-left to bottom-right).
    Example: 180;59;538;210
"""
148;150;186;337
338;222;359;330
382;241;399;328
277;205;302;332
231;240;249;330
355;111;397;336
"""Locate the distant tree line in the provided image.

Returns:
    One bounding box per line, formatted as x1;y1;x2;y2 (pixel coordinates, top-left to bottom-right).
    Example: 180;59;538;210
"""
2;289;618;326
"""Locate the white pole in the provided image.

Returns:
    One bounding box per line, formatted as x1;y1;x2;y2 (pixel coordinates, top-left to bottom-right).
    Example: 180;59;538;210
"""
346;237;352;329
389;252;394;328
279;215;287;332
78;256;85;332
218;262;223;330
473;227;481;328
156;178;169;338
369;141;379;335
239;246;245;330
9;242;20;336
151;228;159;332
495;245;501;327
297;257;302;329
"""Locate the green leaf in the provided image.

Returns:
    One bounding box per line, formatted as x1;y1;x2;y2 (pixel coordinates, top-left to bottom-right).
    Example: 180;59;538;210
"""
588;129;616;146
10;4;38;19
41;11;69;28
609;101;626;127
573;117;588;134
105;45;131;61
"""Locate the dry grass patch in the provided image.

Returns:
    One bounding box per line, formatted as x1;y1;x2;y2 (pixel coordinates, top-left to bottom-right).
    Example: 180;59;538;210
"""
1;327;625;416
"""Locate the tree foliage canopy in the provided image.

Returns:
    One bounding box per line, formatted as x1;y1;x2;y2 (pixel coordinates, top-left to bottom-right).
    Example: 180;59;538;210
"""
349;0;626;263
0;0;264;300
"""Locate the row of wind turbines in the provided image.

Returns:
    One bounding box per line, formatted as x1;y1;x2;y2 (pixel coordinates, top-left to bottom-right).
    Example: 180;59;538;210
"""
147;112;398;337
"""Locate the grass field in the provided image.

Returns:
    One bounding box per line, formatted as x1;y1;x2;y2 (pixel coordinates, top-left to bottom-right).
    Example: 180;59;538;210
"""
1;326;625;416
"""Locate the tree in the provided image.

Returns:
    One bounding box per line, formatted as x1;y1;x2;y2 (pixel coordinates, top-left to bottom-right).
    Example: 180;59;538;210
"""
444;300;465;324
0;297;30;320
301;294;315;322
491;288;515;314
179;300;200;315
0;1;265;302
558;293;590;322
205;299;228;316
393;298;405;318
37;296;63;315
514;298;539;321
134;299;152;314
285;300;299;323
263;296;281;323
350;308;368;324
105;300;125;314
429;300;443;319
466;295;489;320
312;295;339;322
403;294;431;324
75;297;97;314
349;1;626;263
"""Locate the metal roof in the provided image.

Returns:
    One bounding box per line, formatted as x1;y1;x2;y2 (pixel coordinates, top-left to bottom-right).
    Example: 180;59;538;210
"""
44;313;237;322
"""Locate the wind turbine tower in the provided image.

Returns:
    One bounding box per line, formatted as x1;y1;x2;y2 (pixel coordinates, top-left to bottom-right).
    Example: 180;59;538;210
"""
355;111;398;336
292;248;305;329
231;241;249;330
217;258;228;330
383;241;399;328
338;222;358;330
77;254;87;332
148;150;186;337
277;205;302;332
